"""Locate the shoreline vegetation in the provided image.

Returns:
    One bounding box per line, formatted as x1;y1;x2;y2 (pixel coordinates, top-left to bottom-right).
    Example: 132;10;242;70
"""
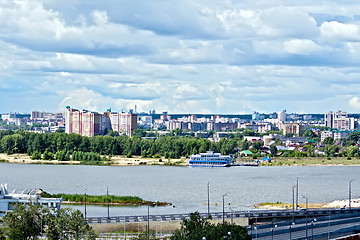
1;153;360;166
40;191;171;207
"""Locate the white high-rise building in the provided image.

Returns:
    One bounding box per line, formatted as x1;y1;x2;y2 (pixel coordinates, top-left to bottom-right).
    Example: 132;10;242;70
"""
277;110;287;122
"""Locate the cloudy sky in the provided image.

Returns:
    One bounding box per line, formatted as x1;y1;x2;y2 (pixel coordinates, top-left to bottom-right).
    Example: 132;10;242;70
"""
2;0;360;114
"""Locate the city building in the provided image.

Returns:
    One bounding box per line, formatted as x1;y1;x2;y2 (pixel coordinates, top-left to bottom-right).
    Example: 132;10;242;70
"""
320;130;352;142
277;110;287;122
283;123;302;136
324;111;357;130
65;106;137;137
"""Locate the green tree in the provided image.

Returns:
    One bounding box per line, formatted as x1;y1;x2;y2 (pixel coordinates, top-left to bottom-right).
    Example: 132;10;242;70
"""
346;145;359;157
269;144;277;157
172;212;251;240
323;137;334;145
3;204;43;240
3;205;96;240
31;151;42;160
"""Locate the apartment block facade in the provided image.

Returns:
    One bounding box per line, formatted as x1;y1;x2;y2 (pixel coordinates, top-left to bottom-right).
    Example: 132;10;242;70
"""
65;106;137;137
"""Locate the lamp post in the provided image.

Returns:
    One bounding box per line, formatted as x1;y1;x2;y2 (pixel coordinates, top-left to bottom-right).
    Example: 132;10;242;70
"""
147;205;150;240
107;186;110;219
349;179;355;209
296;178;299;210
84;189;87;220
228;205;233;224
289;222;294;240
147;202;156;240
311;218;317;240
301;195;308;240
255;215;258;240
207;182;210;217
271;224;277;240
292;185;295;222
222;193;230;224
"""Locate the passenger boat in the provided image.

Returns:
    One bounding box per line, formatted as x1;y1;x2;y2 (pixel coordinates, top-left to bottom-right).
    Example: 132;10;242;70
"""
0;184;63;217
241;160;260;167
188;151;234;167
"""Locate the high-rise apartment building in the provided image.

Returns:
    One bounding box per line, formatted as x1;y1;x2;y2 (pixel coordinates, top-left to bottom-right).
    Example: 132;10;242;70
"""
65;106;137;137
277;110;287;122
109;112;137;136
324;111;356;130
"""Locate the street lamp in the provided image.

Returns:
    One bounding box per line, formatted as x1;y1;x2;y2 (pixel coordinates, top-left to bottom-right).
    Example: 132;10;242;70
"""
301;195;308;240
222;193;230;224
292;185;295;222
147;202;156;240
296;178;299;210
271;224;277;240
107;186;110;219
84;189;87;220
228;204;234;224
207;182;210;217
349;179;355;209
311;218;317;240
289;222;295;240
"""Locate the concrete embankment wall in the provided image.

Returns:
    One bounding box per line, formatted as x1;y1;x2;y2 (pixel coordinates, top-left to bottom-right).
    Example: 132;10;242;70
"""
91;217;248;233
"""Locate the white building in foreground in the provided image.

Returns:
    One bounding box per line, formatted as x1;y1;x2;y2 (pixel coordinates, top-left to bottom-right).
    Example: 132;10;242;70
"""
0;184;63;216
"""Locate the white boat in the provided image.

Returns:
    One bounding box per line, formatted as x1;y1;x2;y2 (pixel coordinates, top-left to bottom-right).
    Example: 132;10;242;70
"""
188;151;234;167
0;184;63;217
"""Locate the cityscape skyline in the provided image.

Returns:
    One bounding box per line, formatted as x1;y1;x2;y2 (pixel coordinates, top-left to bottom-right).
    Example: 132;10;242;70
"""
2;1;360;114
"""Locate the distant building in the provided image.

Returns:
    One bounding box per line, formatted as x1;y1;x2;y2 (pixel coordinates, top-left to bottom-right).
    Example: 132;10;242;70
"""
324;111;356;130
283;123;302;136
321;130;352;142
277;110;287;123
65;106;137;137
1;113;16;121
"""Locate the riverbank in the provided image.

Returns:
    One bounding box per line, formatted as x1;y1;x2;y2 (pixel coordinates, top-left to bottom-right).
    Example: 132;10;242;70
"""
255;198;360;210
0;153;187;166
257;157;360;166
2;153;360;166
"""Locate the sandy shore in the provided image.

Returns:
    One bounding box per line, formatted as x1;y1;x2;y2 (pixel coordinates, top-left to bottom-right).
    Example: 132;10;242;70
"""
256;198;360;210
0;153;187;166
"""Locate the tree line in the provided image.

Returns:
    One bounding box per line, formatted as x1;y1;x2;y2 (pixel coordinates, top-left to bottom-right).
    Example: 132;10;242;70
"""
0;129;243;161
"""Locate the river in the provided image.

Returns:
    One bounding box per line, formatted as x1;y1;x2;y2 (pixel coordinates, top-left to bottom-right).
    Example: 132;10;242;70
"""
1;163;359;217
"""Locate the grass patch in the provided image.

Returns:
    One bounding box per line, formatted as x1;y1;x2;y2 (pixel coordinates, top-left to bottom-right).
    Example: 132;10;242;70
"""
40;190;171;206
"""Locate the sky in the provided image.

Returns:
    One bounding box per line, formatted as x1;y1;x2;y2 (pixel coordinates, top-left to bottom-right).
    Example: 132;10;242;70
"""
2;0;360;114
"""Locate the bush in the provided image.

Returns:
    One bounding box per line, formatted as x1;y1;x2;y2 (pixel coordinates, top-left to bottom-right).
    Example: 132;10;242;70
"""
126;152;132;158
347;156;352;160
31;151;41;160
43;151;54;160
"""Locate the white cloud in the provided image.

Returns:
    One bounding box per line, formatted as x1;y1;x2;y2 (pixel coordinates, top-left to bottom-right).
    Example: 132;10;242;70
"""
349;97;360;110
3;0;360;114
320;21;360;42
283;39;325;55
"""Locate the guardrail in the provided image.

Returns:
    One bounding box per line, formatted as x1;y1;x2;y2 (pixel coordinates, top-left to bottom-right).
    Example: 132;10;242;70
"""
86;208;360;224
